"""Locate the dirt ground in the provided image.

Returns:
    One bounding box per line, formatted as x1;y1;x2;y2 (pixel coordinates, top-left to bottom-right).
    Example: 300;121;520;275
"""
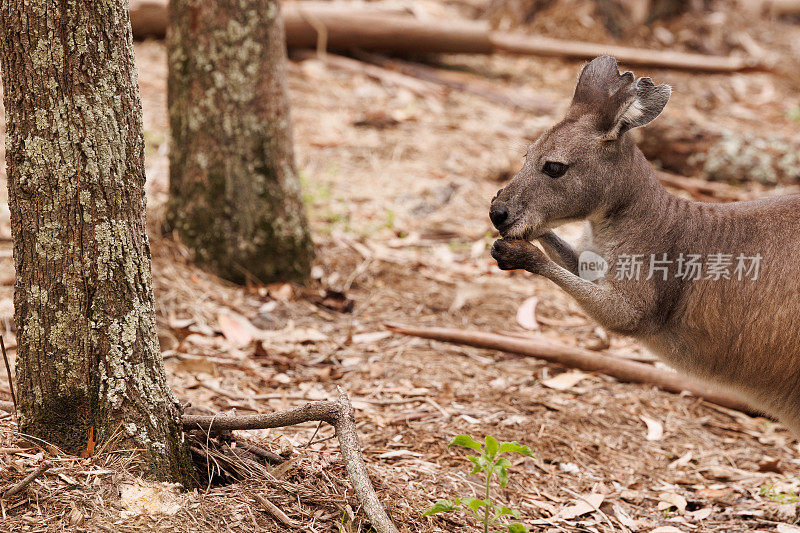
4;1;800;531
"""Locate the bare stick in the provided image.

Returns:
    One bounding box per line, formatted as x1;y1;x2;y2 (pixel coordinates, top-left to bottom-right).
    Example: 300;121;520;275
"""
2;460;51;499
253;493;295;527
183;389;399;533
760;0;800;16
384;322;755;414
0;336;15;417
0;401;13;414
487;31;756;71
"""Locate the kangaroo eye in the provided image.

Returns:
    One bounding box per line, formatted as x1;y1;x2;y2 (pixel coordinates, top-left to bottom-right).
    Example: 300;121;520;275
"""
542;161;568;178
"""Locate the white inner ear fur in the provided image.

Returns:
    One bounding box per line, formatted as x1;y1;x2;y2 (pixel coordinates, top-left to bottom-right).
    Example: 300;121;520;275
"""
620;99;646;124
601;96;639;141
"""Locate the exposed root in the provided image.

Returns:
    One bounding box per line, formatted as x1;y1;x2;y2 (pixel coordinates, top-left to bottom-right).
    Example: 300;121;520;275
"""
183;387;399;533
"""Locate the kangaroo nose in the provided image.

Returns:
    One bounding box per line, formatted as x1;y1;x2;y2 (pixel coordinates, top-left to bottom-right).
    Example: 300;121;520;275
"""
489;203;509;227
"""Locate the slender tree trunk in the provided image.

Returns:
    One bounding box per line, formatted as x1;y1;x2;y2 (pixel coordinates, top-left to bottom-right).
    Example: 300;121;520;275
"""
0;1;192;481
167;0;314;284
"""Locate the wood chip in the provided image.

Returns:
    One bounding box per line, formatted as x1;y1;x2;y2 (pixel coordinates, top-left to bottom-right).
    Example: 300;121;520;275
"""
641;415;664;441
557;493;604;520
218;311;255;347
658;492;688;513
542;371;588;391
516;296;540;330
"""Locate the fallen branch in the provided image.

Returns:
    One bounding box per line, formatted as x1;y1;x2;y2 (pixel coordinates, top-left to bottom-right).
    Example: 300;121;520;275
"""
759;0;800;16
129;1;757;72
385;323;755;414
183;388;398;533
130;1;411;38
290;49;444;98
2;460;51;499
486;32;755;71
0;400;13;413
352;51;555;113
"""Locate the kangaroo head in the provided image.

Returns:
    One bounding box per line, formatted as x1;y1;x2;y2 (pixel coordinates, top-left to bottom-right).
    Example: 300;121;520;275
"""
489;56;671;238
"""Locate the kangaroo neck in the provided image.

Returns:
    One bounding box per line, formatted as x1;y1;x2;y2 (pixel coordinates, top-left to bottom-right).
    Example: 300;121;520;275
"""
588;149;689;250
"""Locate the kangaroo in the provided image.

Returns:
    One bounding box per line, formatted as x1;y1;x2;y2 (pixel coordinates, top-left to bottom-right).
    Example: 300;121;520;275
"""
489;56;800;435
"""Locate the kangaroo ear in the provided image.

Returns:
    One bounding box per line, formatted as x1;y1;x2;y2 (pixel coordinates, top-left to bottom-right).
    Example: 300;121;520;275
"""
608;76;671;138
573;56;634;106
571;56;671;140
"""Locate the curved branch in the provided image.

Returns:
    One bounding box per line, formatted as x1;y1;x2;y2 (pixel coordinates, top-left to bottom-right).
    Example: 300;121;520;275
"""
183;389;399;533
1;391;398;531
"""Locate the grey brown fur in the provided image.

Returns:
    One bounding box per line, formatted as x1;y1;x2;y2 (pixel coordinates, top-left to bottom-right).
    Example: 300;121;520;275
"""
490;56;800;434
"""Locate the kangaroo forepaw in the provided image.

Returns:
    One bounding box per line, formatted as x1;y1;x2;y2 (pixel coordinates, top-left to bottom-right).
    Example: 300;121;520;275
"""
491;238;547;273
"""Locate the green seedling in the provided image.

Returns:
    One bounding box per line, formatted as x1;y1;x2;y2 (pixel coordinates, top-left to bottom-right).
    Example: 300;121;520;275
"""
423;434;533;533
760;483;800;504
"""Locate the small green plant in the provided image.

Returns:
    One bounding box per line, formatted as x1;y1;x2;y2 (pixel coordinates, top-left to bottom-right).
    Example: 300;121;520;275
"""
423;434;533;533
760;483;800;503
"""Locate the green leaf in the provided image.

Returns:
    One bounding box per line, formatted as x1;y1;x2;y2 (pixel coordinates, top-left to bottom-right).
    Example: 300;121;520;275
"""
496;464;509;488
423;500;457;516
498;506;521;518
450;434;482;451
461;497;488;512
498;441;534;457
493;457;511;487
485;435;499;458
468;455;487;475
506;523;529;533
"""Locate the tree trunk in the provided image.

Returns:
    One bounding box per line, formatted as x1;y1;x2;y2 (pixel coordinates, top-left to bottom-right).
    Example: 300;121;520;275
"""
167;0;314;284
0;1;193;482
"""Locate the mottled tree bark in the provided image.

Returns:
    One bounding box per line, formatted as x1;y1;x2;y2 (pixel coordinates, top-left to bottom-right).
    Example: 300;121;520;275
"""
0;1;193;482
167;0;313;284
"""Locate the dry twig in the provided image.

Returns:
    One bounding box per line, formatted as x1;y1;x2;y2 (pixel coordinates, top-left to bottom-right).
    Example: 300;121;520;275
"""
252;492;295;527
183;388;399;533
2;460;51;499
0;336;15;417
385;322;755;414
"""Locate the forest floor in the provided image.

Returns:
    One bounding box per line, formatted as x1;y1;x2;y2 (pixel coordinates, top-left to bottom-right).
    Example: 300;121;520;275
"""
4;1;800;531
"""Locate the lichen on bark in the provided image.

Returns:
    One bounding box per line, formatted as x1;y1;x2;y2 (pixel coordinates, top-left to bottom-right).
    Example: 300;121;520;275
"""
0;0;193;483
167;0;314;285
